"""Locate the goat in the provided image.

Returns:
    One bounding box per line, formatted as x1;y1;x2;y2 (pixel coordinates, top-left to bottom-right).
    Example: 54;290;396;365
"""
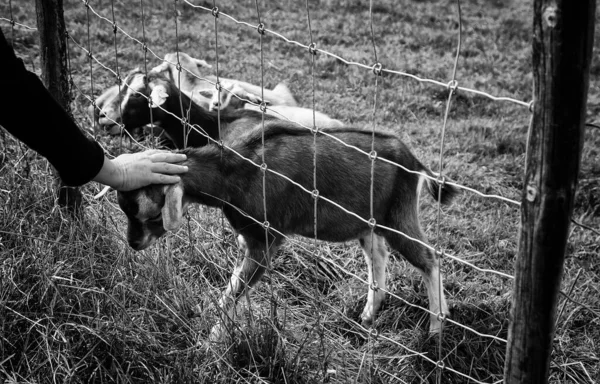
117;69;278;148
209;81;344;128
87;84;120;135
152;52;298;109
91;52;299;137
89;53;214;135
117;122;458;339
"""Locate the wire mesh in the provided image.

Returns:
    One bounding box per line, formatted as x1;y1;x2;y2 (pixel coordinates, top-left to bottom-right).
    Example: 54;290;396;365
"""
1;1;599;383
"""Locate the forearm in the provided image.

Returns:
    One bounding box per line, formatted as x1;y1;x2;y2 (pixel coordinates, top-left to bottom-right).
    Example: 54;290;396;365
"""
0;27;105;186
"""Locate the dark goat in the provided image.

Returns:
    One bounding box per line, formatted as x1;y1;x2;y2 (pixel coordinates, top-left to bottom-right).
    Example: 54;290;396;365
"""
117;69;277;148
117;122;458;338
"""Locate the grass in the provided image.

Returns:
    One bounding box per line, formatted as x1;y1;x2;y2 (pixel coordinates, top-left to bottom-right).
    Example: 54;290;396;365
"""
1;0;599;383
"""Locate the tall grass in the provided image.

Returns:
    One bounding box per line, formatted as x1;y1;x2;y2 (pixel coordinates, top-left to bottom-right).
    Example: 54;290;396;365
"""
1;0;599;382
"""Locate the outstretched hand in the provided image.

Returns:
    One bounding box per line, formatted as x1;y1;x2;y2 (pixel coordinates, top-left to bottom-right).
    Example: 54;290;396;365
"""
93;150;188;191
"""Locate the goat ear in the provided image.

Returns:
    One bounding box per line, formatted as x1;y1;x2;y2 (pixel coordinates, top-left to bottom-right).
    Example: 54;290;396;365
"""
151;61;169;74
198;89;214;99
193;58;212;69
162;184;184;231
150;85;169;108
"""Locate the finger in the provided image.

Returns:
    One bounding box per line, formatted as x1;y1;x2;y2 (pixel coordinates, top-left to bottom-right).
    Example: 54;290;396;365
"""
152;163;188;174
154;174;181;184
149;152;187;163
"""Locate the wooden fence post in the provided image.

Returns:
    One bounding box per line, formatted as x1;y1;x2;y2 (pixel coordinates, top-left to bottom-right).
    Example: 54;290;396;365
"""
35;0;82;212
504;1;595;383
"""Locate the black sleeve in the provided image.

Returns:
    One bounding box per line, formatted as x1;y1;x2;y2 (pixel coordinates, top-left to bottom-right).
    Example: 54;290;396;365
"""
0;27;105;187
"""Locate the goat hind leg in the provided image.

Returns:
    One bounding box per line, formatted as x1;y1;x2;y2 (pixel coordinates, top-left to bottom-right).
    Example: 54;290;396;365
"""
359;233;390;327
385;228;449;333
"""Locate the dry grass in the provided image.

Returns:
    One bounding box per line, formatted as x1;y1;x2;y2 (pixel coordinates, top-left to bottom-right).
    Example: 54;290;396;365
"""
1;0;599;383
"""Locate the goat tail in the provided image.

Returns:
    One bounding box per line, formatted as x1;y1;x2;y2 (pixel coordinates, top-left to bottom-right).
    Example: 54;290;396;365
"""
422;168;459;205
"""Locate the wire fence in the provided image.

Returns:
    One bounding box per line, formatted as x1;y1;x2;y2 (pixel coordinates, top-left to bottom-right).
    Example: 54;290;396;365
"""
1;0;599;383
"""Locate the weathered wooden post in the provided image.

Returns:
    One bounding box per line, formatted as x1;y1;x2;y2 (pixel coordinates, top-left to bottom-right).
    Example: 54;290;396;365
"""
35;0;82;212
504;1;595;383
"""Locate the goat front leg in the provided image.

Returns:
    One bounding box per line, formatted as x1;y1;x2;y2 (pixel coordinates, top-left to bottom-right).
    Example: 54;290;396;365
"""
210;235;281;341
359;233;390;327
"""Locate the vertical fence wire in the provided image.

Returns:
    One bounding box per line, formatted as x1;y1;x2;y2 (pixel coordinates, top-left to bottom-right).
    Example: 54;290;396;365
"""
253;0;279;374
17;1;598;382
433;1;462;382
138;0;155;148
304;0;328;378
367;0;383;380
173;0;187;148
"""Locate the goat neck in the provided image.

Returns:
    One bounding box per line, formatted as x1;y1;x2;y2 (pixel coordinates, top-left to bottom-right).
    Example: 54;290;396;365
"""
176;146;230;206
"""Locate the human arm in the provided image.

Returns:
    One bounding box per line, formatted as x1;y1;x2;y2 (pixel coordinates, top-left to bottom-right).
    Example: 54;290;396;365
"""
0;28;188;189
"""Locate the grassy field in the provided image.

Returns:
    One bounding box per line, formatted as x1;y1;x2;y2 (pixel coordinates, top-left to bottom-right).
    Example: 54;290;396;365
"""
1;0;599;382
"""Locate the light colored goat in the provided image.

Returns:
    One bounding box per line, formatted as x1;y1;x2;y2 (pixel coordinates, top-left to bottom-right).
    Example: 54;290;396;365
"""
117;69;277;148
91;52;298;136
89;53;214;135
209;81;344;128
117;122;457;340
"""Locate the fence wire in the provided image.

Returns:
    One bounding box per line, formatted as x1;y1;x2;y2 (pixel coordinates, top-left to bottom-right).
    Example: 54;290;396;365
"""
1;1;598;383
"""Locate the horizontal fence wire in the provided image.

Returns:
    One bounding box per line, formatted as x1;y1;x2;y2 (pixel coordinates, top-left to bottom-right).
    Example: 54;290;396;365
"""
2;1;598;383
57;7;524;378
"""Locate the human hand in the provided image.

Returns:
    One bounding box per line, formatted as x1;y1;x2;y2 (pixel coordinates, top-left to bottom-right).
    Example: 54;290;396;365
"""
93;150;188;191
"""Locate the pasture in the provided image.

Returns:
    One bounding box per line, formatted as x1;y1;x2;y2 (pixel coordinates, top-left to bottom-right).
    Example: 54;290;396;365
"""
1;0;599;382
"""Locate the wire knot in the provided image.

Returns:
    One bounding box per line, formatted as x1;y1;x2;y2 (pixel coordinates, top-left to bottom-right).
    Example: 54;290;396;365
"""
528;100;534;113
115;74;122;85
368;328;379;339
262;221;270;230
257;22;265;35
308;42;318;56
260;163;268;172
9;19;15;26
142;43;148;53
436;360;446;371
372;63;383;76
447;79;459;93
311;189;319;199
368;218;376;229
112;23;118;34
436;174;446;187
368;150;377;161
259;102;268;113
370;281;379;292
215;81;222;92
211;7;220;18
436;312;447;323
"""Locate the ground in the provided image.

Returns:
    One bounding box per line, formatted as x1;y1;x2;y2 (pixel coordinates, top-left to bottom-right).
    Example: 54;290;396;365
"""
0;0;599;383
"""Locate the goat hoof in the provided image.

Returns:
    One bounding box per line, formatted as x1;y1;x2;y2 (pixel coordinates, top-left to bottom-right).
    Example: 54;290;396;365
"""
361;315;373;328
